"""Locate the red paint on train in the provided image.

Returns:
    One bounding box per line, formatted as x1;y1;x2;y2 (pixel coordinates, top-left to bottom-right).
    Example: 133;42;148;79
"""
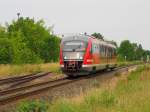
83;38;93;65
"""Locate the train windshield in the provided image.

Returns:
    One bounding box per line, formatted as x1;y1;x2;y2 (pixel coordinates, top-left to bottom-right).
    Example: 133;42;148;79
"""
63;41;87;51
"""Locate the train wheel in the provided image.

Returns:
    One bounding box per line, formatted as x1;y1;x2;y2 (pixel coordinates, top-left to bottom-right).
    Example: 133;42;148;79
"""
91;66;96;74
110;67;115;71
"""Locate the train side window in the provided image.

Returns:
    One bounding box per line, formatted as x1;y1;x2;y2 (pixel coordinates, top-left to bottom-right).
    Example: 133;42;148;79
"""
114;48;116;56
99;45;101;54
96;44;99;53
106;47;108;57
110;48;112;57
104;46;106;57
102;46;105;57
92;44;94;53
101;45;104;56
94;44;96;53
93;44;99;53
103;46;106;57
112;48;114;56
96;44;98;53
92;44;96;53
107;47;109;57
101;45;103;55
108;48;110;57
90;43;93;54
111;48;114;56
106;47;109;57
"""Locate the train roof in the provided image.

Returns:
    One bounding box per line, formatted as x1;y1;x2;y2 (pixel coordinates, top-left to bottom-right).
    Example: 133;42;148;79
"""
62;34;117;49
61;34;90;42
92;38;116;49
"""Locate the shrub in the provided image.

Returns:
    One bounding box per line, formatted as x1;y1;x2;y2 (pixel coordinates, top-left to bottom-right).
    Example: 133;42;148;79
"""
16;100;48;112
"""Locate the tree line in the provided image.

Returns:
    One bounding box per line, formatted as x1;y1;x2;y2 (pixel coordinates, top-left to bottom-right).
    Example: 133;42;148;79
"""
0;19;149;64
118;40;150;61
0;17;60;64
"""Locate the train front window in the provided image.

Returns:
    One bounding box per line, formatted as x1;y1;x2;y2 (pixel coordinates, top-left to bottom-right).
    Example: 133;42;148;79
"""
63;41;87;51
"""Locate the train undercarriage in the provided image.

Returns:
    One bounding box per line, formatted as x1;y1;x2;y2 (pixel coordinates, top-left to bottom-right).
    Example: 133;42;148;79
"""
61;61;117;77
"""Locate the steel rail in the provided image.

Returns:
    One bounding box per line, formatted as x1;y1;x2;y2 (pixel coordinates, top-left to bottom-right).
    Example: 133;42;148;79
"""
0;72;50;86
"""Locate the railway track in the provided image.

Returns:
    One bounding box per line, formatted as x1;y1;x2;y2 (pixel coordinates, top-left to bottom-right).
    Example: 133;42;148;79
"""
0;72;51;90
0;72;50;85
0;65;137;106
0;76;70;105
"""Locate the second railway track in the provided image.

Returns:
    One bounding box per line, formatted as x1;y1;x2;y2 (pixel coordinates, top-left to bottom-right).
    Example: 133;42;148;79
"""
0;72;51;91
0;72;50;85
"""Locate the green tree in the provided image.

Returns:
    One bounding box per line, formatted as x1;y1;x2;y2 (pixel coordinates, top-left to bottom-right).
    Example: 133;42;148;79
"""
0;38;12;64
0;25;6;36
131;43;138;60
91;32;104;40
9;31;43;64
136;44;144;60
47;35;60;62
0;25;12;64
118;40;135;61
143;50;150;61
7;17;60;64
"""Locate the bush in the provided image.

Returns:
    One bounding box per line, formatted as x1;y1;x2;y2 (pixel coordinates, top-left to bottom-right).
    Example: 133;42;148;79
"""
16;100;48;112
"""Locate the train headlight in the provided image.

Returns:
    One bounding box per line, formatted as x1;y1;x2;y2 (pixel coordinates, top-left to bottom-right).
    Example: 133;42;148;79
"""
64;56;67;59
79;56;83;59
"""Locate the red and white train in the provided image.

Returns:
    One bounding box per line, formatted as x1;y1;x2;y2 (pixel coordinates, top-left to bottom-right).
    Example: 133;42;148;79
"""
60;34;117;77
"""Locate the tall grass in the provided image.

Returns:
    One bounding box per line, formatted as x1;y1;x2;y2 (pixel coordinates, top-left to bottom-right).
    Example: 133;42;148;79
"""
0;61;140;77
47;64;150;112
117;61;142;67
47;89;116;112
14;64;150;112
113;65;150;112
0;63;61;77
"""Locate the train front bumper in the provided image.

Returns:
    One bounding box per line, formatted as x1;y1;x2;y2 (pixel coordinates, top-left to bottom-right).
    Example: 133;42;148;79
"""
60;64;93;76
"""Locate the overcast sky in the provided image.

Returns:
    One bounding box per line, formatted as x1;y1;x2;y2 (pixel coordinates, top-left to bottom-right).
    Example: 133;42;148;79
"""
0;0;150;49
